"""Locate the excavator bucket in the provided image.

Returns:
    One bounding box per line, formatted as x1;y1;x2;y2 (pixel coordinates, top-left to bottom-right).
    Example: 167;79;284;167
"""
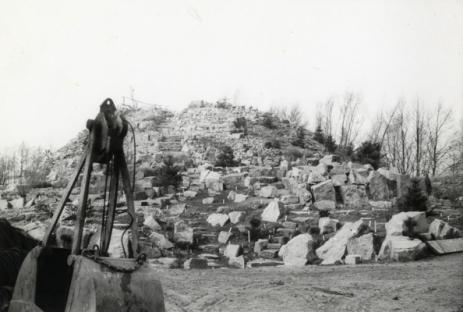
9;246;165;312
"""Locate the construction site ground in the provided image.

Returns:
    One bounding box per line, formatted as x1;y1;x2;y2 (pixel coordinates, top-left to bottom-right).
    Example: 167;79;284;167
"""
157;253;463;312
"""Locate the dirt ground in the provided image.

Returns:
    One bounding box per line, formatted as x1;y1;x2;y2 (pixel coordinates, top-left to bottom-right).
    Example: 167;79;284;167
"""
155;253;463;312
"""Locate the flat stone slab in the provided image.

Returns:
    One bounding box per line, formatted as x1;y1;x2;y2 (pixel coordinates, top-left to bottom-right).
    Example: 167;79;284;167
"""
427;238;463;255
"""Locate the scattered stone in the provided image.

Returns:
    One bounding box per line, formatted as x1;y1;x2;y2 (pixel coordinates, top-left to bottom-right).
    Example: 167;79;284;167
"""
202;197;215;204
227;191;236;201
428;219;461;240
246;259;284;268
150;232;174;249
228;211;244;224
184;258;208;269
224;244;241;258
10;197;24;209
174;220;194;244
314;200;336;211
207;213;230;227
296;187;312;203
254;238;269;254
259;185;278;198
183;190;197;198
144;215;162;231
218;231;232;244
0;199;8;210
260;249;279;259
261;200;282;223
228;255;245;269
280;194;299;204
234;194;248;203
149;257;179;268
369;201;392;210
345;254;362;265
168;203;186;216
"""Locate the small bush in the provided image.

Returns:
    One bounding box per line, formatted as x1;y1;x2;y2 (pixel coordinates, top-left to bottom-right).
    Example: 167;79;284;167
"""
284;147;303;161
398;178;428;212
291;126;305;148
151;156;182;188
314;125;324;144
264;140;281;149
261;115;276;129
215;145;236;167
324;135;337;153
353;141;382;169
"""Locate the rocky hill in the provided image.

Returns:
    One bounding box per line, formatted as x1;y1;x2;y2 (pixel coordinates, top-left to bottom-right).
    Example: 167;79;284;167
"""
49;101;322;186
1;100;462;273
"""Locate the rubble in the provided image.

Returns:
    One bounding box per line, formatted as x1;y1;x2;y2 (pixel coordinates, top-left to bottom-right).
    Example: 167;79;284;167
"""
207;213;230;227
261;200;282;223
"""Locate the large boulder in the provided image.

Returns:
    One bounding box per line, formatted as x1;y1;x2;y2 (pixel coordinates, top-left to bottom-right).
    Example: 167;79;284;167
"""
207;213;230;227
347;232;375;261
278;233;317;266
259;185;278;198
368;171;391;200
10;197;24;209
378;235;428;261
386;212;429;236
312;180;336;202
316;220;367;265
261;200;282;223
0;199;8;210
144;215;162;231
150;232;174;249
228;211;244;224
428;219;461;240
234;193;248;203
340;185;370;209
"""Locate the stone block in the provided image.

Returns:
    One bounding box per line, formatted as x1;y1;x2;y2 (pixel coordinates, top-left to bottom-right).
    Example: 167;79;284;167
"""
345;254;362;265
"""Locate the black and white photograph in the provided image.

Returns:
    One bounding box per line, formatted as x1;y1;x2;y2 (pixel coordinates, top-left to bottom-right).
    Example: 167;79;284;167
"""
0;1;462;311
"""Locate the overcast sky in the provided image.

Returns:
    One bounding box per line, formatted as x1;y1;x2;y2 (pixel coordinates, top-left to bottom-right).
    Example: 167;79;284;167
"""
1;0;462;150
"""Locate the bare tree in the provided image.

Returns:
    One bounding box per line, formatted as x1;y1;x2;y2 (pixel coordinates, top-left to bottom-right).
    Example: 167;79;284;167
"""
426;102;453;176
383;102;414;174
323;97;335;137
338;92;362;150
413;99;427;176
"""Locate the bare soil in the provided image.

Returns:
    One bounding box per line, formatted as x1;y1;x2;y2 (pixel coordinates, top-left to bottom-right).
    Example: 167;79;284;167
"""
156;253;463;312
